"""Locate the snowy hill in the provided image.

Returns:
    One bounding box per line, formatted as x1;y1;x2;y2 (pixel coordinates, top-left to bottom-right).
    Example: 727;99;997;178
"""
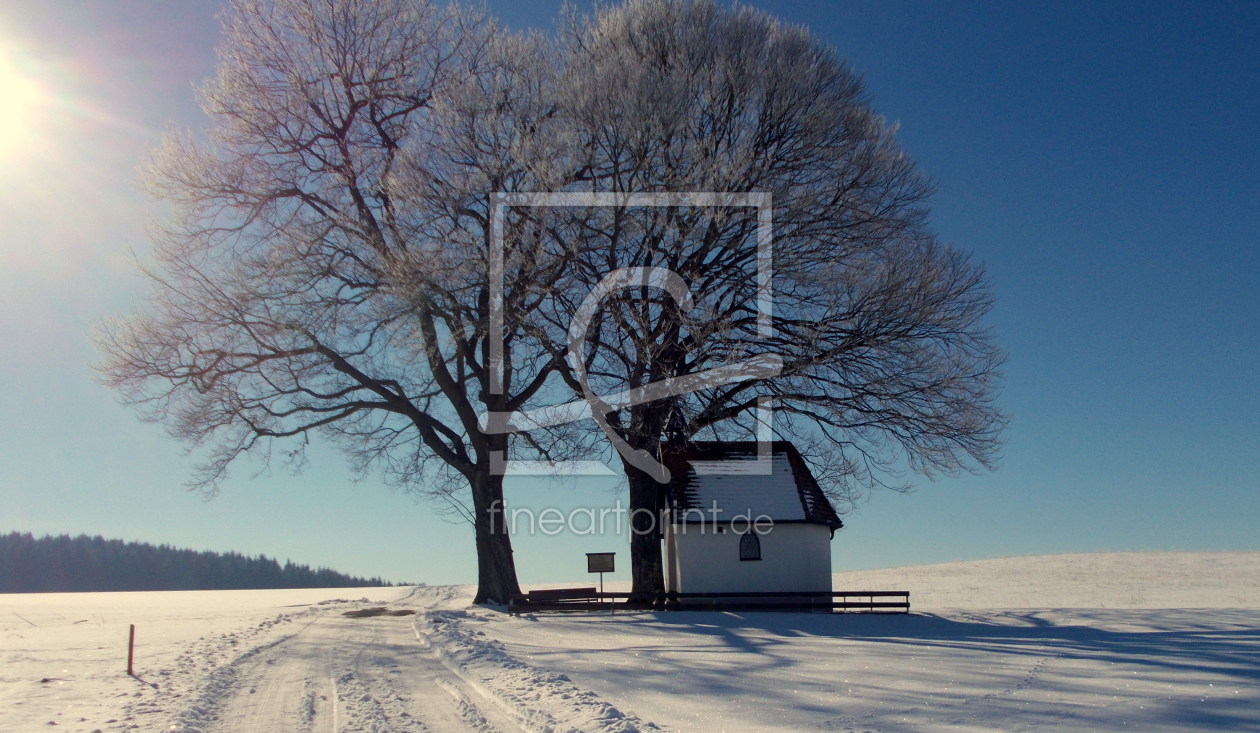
832;551;1260;608
2;552;1257;732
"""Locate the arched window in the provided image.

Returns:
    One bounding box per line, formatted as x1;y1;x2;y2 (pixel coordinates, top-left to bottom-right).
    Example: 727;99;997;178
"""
739;531;761;561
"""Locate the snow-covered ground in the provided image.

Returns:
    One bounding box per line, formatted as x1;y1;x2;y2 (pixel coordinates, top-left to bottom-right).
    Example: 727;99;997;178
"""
2;552;1257;731
0;586;410;731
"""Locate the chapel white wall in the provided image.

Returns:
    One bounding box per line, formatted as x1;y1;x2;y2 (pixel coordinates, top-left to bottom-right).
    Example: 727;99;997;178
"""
665;522;832;594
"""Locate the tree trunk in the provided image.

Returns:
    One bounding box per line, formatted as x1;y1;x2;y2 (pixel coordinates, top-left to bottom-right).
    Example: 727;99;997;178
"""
470;469;521;605
625;465;666;601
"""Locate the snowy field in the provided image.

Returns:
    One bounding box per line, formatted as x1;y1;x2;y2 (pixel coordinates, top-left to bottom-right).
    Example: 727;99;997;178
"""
2;552;1258;732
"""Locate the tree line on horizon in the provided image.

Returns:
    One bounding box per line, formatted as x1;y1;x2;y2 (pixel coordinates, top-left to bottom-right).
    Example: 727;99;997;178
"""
0;532;404;593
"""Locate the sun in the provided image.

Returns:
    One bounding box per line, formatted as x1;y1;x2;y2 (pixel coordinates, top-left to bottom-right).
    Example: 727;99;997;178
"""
0;55;41;154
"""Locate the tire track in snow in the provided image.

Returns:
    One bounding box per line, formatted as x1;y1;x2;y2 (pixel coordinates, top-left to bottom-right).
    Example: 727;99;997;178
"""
160;610;325;733
180;597;519;733
164;586;657;733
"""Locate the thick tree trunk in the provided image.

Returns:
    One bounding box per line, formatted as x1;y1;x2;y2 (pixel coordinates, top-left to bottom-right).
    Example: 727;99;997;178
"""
470;469;521;605
624;465;666;601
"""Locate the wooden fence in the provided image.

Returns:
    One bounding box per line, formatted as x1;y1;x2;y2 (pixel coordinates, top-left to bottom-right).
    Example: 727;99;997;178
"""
508;587;909;614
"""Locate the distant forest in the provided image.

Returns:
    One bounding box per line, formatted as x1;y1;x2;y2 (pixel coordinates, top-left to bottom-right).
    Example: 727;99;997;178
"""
0;532;404;592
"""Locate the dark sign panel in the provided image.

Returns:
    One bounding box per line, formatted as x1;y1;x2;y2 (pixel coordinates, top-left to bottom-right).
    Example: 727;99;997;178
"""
586;552;615;573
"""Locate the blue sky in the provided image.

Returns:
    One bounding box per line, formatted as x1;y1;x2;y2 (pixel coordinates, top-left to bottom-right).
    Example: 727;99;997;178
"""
0;0;1256;587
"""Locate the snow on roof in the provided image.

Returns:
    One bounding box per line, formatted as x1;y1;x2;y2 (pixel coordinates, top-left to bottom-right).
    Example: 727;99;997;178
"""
664;442;842;529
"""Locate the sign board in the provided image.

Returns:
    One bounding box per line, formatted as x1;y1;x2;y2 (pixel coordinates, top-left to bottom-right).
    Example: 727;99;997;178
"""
586;552;615;574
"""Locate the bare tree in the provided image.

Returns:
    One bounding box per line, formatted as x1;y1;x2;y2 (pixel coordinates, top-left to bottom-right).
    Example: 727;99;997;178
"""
541;0;1005;596
98;0;578;604
101;0;1002;603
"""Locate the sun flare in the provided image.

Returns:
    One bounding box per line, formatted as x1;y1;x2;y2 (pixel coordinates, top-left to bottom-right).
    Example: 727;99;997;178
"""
0;55;40;154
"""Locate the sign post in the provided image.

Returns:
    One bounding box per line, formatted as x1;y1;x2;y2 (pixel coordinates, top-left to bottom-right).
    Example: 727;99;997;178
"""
586;552;615;595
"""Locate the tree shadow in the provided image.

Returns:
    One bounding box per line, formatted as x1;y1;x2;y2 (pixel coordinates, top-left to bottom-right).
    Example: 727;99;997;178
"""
645;608;1260;681
501;607;1260;730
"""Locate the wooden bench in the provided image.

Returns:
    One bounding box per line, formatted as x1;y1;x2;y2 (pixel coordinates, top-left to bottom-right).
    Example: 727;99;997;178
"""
508;587;622;613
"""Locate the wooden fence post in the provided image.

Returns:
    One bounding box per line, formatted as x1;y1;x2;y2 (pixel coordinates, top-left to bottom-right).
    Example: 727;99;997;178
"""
127;624;135;676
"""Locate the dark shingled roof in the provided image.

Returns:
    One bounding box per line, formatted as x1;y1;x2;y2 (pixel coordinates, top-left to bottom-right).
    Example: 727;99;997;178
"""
662;441;843;530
